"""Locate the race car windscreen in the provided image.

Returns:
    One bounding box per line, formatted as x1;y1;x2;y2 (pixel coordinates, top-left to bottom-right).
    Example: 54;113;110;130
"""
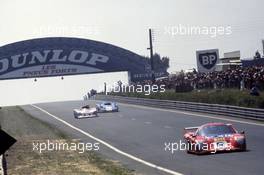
104;103;112;105
198;125;236;136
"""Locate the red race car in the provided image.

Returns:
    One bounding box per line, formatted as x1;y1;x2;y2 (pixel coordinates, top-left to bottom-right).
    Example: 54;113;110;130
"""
183;123;246;154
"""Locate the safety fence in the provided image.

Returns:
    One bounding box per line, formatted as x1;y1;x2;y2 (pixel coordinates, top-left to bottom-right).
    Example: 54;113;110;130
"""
96;95;264;121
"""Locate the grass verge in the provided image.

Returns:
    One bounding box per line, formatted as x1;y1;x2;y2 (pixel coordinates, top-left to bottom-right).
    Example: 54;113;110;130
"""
0;106;134;175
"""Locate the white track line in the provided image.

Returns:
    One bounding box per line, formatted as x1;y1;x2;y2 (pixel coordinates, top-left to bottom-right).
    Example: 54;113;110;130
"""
164;126;172;129
144;121;152;125
31;104;183;175
119;103;264;127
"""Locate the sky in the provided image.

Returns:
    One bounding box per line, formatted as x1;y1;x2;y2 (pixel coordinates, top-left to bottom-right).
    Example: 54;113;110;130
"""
0;72;128;106
0;0;264;105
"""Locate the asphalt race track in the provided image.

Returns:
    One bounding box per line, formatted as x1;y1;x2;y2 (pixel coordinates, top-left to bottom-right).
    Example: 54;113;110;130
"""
22;100;264;175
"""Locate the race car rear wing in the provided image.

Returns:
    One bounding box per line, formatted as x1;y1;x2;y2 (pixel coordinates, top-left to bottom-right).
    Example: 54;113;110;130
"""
184;126;199;133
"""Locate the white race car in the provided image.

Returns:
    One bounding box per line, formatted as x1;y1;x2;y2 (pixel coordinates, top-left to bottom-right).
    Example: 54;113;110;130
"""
96;101;119;112
73;105;98;119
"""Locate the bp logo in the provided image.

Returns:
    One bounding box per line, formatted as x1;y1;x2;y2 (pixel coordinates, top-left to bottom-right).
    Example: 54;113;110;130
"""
198;51;218;70
196;49;219;73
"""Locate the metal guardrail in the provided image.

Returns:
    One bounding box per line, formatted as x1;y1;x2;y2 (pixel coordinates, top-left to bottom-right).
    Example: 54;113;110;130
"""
96;95;264;121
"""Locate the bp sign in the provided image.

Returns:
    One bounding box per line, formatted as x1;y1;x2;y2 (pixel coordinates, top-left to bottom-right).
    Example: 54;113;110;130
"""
196;49;219;73
0;37;155;82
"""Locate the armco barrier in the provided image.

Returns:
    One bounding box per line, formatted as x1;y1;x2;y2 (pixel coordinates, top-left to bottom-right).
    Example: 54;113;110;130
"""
95;95;264;121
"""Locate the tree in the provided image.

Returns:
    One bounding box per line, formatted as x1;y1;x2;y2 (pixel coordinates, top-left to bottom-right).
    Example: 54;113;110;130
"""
142;53;170;72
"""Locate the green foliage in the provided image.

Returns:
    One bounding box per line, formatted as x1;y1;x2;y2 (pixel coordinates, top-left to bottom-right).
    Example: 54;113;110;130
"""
141;53;170;71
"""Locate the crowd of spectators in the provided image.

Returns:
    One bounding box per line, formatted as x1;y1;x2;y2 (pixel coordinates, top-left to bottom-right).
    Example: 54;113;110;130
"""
134;66;264;92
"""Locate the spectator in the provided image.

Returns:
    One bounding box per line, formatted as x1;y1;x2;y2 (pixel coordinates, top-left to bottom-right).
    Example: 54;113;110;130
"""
254;50;261;59
250;85;260;96
119;65;264;93
139;66;264;91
